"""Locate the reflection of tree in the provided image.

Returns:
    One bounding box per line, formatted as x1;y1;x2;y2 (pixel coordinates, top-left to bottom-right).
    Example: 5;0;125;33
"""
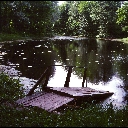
52;40;68;64
2;38;128;88
99;54;113;83
2;41;56;79
120;62;128;90
52;40;79;66
96;40;128;85
91;40;115;83
112;43;128;90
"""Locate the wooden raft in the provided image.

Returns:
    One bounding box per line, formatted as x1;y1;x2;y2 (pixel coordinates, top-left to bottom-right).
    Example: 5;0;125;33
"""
16;91;74;112
16;65;114;112
16;87;113;112
46;87;114;99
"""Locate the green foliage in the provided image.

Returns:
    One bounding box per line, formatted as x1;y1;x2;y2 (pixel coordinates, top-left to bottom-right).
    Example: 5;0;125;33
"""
0;1;57;36
53;1;70;35
0;1;127;38
116;1;128;34
66;1;80;36
89;1;121;38
0;33;25;41
55;103;128;127
54;1;123;38
0;72;128;127
77;1;99;37
0;72;25;102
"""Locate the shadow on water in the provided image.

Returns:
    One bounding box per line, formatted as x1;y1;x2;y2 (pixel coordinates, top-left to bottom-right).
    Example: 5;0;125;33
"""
0;37;128;107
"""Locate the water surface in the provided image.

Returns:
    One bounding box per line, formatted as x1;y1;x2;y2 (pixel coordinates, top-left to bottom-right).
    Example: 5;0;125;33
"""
0;37;128;107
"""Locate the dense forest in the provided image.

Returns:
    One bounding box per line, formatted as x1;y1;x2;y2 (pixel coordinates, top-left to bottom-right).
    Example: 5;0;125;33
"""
0;1;128;38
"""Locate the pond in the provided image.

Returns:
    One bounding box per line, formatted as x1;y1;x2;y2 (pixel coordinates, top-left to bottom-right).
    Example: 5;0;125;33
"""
0;36;128;107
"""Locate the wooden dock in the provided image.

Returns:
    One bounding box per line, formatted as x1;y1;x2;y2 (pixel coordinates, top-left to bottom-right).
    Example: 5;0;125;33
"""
16;91;74;112
46;87;113;98
16;65;114;112
16;87;113;112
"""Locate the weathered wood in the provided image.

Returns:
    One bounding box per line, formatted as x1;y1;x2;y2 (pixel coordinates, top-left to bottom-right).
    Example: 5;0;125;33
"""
43;67;51;87
48;97;74;112
23;93;59;107
17;92;47;105
16;65;115;113
64;67;73;87
16;87;114;113
51;65;84;68
16;91;74;112
82;68;87;87
27;65;87;96
47;87;114;98
27;67;49;96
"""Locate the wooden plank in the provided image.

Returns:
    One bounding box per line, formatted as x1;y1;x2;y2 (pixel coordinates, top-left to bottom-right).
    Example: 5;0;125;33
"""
64;67;73;87
22;92;54;106
48;87;94;96
23;92;60;106
48;97;74;112
36;95;73;112
47;87;114;98
91;91;114;97
16;91;46;104
16;91;74;112
27;67;49;96
82;68;87;87
16;87;114;112
45;95;72;110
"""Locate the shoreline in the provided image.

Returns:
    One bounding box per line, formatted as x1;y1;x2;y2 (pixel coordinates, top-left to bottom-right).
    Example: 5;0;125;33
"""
0;33;128;44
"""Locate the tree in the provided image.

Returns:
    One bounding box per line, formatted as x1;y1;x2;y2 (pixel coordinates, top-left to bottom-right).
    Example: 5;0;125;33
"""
53;1;70;35
89;1;122;38
78;1;99;37
1;1;57;36
116;1;128;36
66;1;80;36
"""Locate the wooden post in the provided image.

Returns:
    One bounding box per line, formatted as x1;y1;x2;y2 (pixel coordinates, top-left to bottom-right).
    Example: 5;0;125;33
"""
43;66;51;88
27;67;49;96
64;66;73;87
82;68;87;87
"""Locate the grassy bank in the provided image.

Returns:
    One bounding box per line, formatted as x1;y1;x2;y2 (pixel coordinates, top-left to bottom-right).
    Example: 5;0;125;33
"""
1;33;128;44
0;33;51;43
0;33;28;42
0;72;128;127
111;37;128;43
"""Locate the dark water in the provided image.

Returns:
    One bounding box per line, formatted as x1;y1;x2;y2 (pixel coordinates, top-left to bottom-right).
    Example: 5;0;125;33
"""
0;37;128;107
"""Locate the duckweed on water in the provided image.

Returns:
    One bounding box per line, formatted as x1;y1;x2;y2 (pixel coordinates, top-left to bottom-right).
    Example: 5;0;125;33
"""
0;72;128;127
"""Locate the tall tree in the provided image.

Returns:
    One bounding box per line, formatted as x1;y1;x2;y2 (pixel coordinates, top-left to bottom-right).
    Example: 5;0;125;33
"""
78;1;99;37
116;1;128;36
53;1;70;35
0;1;57;36
67;1;80;36
90;1;122;38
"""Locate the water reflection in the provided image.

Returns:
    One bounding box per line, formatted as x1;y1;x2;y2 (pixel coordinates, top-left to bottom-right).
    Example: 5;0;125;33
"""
0;38;128;106
48;63;67;87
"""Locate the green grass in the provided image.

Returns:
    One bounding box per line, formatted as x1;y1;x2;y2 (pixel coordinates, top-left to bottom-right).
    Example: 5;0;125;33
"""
111;37;128;44
0;33;52;43
0;33;31;42
0;33;128;44
0;71;128;127
119;37;128;43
